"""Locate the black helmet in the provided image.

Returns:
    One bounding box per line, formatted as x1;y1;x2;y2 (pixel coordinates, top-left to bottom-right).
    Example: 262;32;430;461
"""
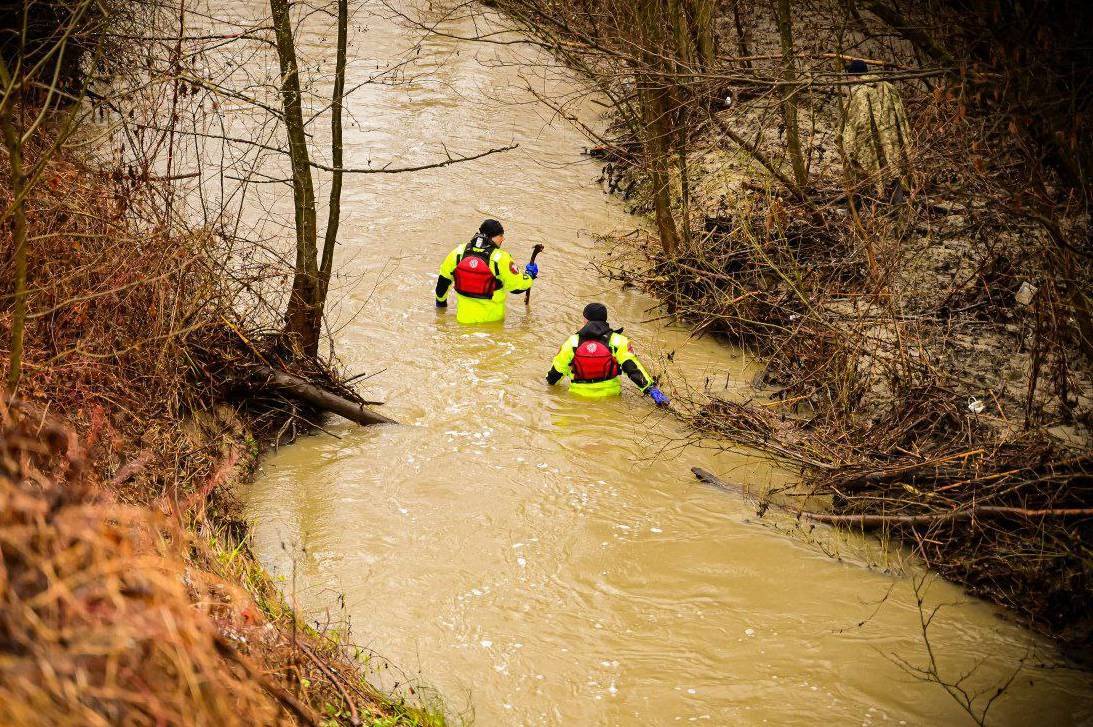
479;219;504;238
582;302;608;322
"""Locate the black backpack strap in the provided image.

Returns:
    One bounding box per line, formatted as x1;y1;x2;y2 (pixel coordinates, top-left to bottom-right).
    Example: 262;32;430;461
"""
463;235;495;262
578;330;613;347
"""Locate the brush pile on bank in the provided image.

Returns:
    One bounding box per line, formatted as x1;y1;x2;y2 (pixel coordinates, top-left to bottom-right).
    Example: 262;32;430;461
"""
491;0;1092;647
0;122;441;725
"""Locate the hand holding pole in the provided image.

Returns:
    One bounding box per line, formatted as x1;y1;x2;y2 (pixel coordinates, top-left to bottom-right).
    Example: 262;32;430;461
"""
525;243;544;305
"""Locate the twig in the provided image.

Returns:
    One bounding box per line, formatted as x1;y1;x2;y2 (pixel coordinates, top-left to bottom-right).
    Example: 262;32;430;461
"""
298;643;361;727
213;635;321;727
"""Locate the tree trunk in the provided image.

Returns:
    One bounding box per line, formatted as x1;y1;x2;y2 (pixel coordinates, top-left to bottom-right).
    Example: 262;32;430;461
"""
685;0;716;68
270;0;321;357
317;0;348;307
774;0;808;189
732;1;753;67
259;366;395;425
676;114;692;248
0;95;28;392
636;0;682;256
643;87;682;256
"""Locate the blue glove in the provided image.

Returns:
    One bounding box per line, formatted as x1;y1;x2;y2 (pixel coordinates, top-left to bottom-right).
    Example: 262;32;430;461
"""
525;262;539;279
648;386;669;407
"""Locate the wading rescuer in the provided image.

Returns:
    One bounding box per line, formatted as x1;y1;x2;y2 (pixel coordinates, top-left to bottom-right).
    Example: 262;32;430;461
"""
546;303;669;406
435;219;539;324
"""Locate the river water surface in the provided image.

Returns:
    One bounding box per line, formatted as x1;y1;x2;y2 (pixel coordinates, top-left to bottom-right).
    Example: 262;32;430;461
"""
242;3;1092;724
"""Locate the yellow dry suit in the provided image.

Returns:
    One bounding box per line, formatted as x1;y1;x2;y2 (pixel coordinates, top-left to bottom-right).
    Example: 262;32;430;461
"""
435;235;535;324
547;321;654;398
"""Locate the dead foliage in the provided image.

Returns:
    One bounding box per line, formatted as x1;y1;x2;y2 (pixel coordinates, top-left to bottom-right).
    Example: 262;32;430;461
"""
0;398;442;726
0;120;377;504
0;399;287;725
0;121;440;725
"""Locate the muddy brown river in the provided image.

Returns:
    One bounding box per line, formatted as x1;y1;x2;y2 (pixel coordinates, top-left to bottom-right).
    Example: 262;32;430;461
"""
240;3;1092;724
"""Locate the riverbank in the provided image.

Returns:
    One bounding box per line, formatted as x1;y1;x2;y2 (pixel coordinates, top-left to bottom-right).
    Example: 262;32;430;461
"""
0;121;443;725
487;0;1092;652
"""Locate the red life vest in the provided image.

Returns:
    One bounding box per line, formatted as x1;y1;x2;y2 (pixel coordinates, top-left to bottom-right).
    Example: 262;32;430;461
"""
571;334;620;383
453;238;501;299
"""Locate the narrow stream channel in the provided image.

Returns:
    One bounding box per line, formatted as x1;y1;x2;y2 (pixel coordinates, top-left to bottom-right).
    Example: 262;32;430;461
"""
242;3;1092;724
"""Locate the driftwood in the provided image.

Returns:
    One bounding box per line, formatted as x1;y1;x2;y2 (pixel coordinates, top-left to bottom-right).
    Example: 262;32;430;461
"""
258;366;395;426
693;466;765;498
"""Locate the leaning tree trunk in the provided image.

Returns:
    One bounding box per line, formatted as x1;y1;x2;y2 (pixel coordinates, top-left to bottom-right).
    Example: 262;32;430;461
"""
270;0;321;358
317;0;348;307
774;0;808;189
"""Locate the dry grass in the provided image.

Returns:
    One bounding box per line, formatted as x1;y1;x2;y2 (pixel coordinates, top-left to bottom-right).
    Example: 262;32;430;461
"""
0;399;286;725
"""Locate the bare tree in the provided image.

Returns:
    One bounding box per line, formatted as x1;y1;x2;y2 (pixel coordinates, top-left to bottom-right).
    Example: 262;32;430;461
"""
269;0;322;357
773;0;808;189
317;0;348;307
268;0;517;358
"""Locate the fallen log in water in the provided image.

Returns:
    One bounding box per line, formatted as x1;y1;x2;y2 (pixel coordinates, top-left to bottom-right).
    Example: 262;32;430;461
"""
693;467;763;498
257;366;395;426
691;467;797;517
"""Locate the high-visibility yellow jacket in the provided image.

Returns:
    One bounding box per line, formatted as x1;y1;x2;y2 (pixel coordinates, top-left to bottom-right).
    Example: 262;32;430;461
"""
547;323;654;398
436;239;535;324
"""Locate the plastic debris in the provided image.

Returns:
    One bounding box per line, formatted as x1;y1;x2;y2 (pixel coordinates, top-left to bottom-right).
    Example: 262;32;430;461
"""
1015;281;1038;306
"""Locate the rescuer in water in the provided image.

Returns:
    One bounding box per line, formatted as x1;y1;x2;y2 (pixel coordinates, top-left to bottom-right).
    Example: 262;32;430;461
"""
435;219;539;324
546;302;669;405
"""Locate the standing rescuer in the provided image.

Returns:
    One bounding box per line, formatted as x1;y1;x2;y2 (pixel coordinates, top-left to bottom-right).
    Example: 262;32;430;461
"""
841;59;911;201
546;303;669;405
435;219;539;324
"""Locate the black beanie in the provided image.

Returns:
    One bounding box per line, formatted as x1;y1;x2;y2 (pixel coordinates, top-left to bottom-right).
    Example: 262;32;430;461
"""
845;59;869;75
583;302;608;322
479;219;504;238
